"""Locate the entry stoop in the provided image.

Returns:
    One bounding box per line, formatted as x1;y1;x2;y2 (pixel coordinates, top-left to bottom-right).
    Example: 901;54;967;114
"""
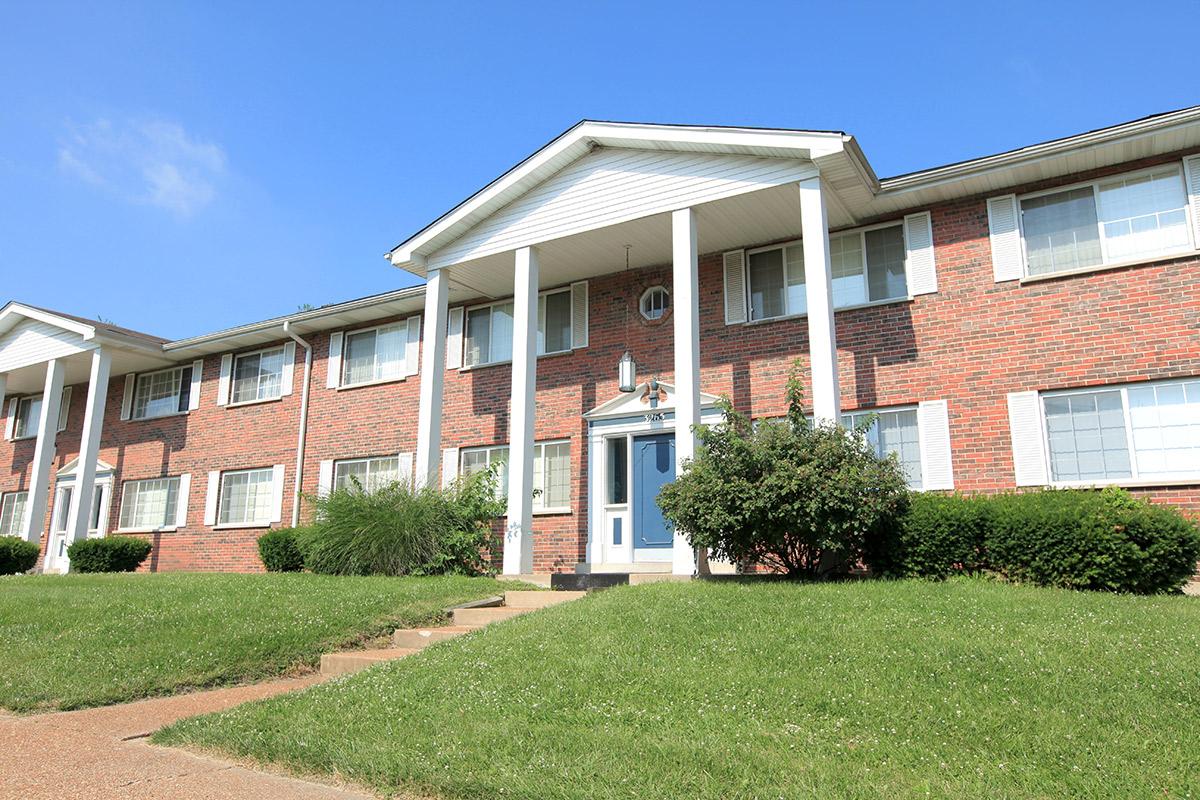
320;648;420;677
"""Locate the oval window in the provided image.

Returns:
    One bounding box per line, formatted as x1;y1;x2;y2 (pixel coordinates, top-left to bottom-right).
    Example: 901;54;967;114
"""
639;286;670;321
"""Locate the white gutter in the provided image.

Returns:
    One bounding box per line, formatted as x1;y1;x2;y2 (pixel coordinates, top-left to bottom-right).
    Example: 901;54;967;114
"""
283;321;313;528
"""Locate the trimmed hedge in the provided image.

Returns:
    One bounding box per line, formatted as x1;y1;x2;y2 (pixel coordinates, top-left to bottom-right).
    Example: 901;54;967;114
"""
67;537;152;573
870;488;1200;594
0;538;40;575
258;528;305;572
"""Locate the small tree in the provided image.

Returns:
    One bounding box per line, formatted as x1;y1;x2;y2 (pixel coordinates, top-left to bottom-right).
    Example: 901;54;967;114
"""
658;364;910;578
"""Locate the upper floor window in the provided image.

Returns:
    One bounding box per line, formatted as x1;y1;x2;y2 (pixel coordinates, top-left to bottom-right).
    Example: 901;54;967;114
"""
0;491;28;537
459;440;571;512
639;286;670;321
133;365;193;420
463;287;577;368
1042;379;1200;484
842;408;923;489
119;477;181;530
334;456;401;492
231;346;286;404
13;396;42;439
1020;166;1192;277
342;323;406;387
747;223;907;321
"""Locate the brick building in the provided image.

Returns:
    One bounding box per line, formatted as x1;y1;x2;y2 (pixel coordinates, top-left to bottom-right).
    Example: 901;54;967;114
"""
3;107;1199;575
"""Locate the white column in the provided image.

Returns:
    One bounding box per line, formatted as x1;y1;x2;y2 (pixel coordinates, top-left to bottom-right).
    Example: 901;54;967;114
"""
504;246;538;576
22;359;65;544
66;349;111;545
671;207;700;576
799;176;841;424
0;373;7;426
415;267;449;488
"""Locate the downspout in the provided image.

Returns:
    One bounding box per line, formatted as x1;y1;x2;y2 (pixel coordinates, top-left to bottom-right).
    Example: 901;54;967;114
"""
283;321;313;528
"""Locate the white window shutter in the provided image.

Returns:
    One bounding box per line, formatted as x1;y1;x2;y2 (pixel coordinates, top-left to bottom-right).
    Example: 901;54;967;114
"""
904;212;938;295
317;459;334;495
987;195;1023;282
120;374;135;420
723;250;747;325
271;464;286;523
917;400;954;490
445;308;464;370
326;332;343;388
280;342;296;396
174;473;191;528
1007;391;1048;487
57;386;72;432
398;451;414;488
203;471;220;526
441;447;460;489
571;281;589;349
4;398;16;439
1184;155;1200;249
217;354;233;406
405;316;422;376
188;359;204;410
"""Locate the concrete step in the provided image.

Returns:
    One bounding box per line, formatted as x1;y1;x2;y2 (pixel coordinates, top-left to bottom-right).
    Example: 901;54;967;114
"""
503;590;587;608
392;626;474;649
451;606;532;628
320;648;420;677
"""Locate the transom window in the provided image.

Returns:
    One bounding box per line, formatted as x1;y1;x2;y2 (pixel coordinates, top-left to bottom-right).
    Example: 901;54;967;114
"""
464;288;575;368
119;477;180;530
639;286;670;321
0;491;28;537
1042;379;1200;484
1020;166;1192;277
747;223;907;321
460;441;571;512
334;456;402;492
231;346;286;404
842;408;923;489
133;366;192;420
218;468;275;526
342;323;407;386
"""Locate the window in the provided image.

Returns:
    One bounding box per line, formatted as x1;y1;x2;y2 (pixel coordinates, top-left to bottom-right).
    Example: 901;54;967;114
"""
459;441;571;512
1043;379;1200;484
218;468;275;526
342;323;406;386
119;477;180;530
231;346;286;403
133;366;193;420
747;224;907;321
1020;167;1192;277
639;286;670;321
842;408;924;489
463;288;576;367
606;437;628;504
334;456;401;492
13;396;42;439
0;492;28;537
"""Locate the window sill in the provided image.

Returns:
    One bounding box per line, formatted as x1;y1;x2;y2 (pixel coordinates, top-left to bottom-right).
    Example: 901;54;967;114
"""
10;434;37;442
533;507;573;516
226;396;284;409
212;521;274;530
459;348;575;373
1048;477;1200;490
116;526;178;534
1019;248;1199;284
335;375;410;391
743;296;913;327
129;410;190;423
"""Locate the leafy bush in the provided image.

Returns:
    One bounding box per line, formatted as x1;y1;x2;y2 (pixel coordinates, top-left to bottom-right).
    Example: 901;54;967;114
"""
67;537;152;573
872;487;1200;594
257;528;305;572
298;470;504;577
657;364;910;579
0;538;40;575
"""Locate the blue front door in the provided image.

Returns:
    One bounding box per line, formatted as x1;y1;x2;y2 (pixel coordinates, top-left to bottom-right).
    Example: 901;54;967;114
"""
632;433;675;548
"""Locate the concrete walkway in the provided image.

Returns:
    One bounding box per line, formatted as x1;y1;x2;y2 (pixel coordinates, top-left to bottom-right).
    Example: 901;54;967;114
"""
0;677;375;799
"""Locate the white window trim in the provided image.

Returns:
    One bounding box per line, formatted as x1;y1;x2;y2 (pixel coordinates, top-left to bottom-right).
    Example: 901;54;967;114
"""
842;405;928;491
1039;378;1200;488
337;321;410;390
1016;163;1198;282
0;491;29;537
226;345;288;407
744;219;912;324
639;285;670;321
460;286;575;370
115;476;181;533
332;455;403;491
459;439;572;514
12;396;40;440
215;467;277;528
130;365;193;421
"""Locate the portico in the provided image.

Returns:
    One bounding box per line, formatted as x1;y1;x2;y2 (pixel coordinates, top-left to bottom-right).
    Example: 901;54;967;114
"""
389;121;868;576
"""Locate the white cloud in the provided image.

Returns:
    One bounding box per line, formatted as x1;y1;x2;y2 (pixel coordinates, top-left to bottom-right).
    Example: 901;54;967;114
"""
58;117;227;217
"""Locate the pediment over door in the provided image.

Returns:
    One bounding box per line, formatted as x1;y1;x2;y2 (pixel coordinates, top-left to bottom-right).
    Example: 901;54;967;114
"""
56;457;115;478
583;381;723;421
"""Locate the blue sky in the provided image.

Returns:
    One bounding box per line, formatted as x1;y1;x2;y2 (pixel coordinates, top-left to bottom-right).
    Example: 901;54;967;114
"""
1;0;1195;340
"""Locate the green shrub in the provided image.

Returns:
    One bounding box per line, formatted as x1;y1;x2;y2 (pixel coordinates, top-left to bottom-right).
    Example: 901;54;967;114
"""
657;364;910;579
298;471;504;577
0;538;40;575
257;528;305;572
67;537;152;573
867;492;989;579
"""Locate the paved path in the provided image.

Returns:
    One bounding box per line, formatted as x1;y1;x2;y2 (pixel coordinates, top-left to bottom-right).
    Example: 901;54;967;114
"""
0;678;375;799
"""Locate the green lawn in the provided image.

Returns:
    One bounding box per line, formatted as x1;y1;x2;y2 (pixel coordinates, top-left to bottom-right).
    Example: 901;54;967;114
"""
0;572;524;713
157;579;1200;799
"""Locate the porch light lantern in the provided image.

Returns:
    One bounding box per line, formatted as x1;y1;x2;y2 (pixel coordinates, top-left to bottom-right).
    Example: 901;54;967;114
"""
618;351;637;393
